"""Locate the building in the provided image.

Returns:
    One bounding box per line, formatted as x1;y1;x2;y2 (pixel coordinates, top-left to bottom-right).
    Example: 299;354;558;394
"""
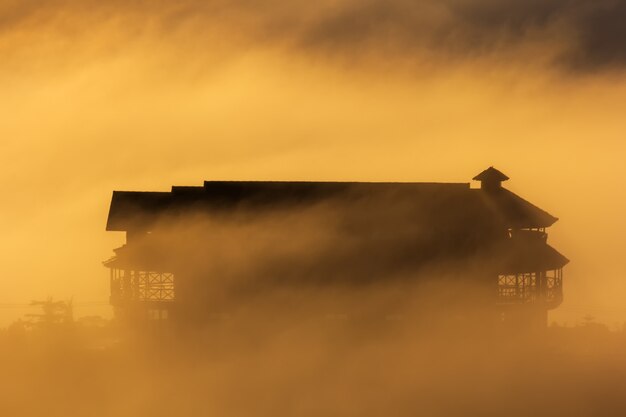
104;167;568;328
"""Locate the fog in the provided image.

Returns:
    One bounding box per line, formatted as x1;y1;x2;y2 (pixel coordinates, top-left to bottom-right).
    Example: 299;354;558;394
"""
3;283;626;416
3;61;625;325
2;205;623;417
1;1;626;413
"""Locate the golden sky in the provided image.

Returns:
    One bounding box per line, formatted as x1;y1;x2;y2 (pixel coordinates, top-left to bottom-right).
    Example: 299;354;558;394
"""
1;0;626;325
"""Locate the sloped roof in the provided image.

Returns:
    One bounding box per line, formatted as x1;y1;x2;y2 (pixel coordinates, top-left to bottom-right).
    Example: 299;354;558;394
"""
473;166;509;182
106;191;171;232
495;239;569;274
106;180;559;231
478;188;558;229
106;182;470;231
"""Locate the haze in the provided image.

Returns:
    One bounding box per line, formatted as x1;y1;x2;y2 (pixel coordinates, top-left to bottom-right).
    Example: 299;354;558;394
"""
1;0;626;326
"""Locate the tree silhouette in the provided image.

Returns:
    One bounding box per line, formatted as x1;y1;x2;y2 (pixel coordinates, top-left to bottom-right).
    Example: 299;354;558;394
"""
25;297;73;328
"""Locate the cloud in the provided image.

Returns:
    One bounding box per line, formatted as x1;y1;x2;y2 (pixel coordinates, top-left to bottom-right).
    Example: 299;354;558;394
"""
2;0;626;74
295;0;626;73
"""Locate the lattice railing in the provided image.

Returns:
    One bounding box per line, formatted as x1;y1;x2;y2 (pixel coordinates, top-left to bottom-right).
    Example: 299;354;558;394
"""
496;269;562;306
110;269;175;304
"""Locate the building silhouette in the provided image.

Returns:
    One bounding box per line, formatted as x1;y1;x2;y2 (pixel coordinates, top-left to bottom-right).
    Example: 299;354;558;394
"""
104;167;568;328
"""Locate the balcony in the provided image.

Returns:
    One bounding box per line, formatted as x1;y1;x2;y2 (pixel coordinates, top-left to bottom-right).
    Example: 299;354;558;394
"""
110;268;175;306
496;268;563;309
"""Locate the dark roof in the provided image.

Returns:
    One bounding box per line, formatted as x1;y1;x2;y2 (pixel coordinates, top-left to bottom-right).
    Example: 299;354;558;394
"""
106;191;172;232
478;188;558;229
473;167;509;182
104;233;570;275
105;180;558;231
106;181;468;231
496;239;569;274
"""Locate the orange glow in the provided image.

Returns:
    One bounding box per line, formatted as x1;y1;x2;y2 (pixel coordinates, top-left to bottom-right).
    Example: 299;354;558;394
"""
1;0;626;329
